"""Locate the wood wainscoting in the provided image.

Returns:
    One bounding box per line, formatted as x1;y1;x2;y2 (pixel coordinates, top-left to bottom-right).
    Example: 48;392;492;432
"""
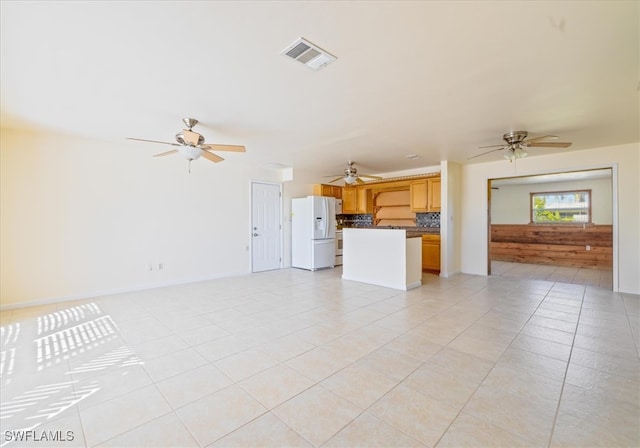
490;224;613;269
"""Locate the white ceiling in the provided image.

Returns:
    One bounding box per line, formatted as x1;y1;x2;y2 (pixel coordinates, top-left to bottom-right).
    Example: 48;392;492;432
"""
1;1;638;179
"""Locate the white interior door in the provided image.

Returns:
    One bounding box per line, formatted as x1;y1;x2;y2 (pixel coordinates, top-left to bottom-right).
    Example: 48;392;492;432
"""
251;182;282;272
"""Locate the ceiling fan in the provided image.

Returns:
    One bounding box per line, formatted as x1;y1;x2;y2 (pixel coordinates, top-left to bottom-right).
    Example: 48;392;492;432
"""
469;131;572;162
326;161;383;185
127;118;246;172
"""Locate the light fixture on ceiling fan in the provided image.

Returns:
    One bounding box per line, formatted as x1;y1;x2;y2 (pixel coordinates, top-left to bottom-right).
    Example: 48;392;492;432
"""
505;146;528;161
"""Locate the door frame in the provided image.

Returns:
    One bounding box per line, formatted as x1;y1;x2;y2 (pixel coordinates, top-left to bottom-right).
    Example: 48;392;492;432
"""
250;180;283;273
487;163;618;291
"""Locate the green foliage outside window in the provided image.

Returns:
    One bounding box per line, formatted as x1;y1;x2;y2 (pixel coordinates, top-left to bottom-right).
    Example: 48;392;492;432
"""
531;190;590;224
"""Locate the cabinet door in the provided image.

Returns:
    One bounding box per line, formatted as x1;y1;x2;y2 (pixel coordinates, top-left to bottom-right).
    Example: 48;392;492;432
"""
421;235;441;272
410;180;428;212
356;187;372;214
342;187;357;214
332;185;343;199
427;178;441;212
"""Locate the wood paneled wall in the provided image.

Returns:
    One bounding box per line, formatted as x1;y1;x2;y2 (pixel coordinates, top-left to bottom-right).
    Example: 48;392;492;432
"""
490;224;613;269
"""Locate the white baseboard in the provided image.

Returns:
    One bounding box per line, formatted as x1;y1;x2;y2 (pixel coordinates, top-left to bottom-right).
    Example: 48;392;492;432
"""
0;271;249;311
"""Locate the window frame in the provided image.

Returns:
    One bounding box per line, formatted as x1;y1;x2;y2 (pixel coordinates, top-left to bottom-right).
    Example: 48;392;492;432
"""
529;189;592;225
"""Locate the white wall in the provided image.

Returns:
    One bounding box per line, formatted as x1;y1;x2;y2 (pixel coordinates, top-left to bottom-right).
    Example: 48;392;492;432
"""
440;160;462;277
460;143;640;294
0;128;311;308
491;177;613;224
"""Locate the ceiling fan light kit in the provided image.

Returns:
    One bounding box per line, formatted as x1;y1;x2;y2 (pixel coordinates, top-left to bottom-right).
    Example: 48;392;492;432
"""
344;174;358;185
504;146;528;162
127;118;246;173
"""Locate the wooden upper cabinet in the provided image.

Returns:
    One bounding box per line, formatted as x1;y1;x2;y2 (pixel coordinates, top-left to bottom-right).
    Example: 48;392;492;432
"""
356;187;373;214
410;177;441;212
427;178;441;212
342;187;357;214
410;180;428;212
313;184;342;199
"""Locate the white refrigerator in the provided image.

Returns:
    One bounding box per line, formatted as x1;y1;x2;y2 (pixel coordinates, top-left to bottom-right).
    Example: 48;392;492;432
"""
292;196;336;270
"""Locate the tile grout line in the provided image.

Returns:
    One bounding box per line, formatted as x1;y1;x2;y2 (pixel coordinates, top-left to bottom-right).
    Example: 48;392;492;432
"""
431;280;558;447
620;292;640;359
545;284;587;448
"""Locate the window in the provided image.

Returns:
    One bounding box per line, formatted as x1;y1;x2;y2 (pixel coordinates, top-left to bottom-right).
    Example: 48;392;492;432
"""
530;190;591;224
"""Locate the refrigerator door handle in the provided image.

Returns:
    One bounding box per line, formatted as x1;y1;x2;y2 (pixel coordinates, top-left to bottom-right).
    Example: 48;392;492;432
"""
323;198;328;239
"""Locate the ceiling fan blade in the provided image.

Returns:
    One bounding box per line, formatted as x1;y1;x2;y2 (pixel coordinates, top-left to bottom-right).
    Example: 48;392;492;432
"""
356;177;365;184
359;174;383;180
524;135;558;144
467;148;505;160
153;150;179;157
478;144;507;149
201;150;224;163
202;149;224;163
328;177;344;183
182;129;201;146
523;141;572;148
202;144;246;152
127;137;180;146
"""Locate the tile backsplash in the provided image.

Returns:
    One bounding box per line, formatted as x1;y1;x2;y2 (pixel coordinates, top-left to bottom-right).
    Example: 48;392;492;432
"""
338;212;440;228
416;212;440;228
337;214;373;227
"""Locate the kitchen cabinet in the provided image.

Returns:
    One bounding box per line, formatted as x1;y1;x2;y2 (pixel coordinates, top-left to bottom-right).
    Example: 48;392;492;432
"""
342;228;422;291
422;234;441;272
373;188;416;226
427;177;441;211
410;177;441;212
313;184;342;199
342;186;372;214
342;187;357;214
410;180;428;212
356;187;373;214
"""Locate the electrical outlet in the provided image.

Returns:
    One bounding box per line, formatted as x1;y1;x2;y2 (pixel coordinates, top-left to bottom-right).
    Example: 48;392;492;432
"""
586;245;591;251
158;263;163;270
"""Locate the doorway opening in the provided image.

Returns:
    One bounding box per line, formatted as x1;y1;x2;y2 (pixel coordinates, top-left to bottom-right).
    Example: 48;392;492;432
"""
488;168;615;290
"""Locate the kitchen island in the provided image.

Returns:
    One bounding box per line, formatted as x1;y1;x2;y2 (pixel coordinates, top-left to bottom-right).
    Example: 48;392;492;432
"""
342;228;422;290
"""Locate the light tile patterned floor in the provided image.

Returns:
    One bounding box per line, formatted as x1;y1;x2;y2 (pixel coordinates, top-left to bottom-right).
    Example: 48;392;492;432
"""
1;268;638;447
491;260;614;289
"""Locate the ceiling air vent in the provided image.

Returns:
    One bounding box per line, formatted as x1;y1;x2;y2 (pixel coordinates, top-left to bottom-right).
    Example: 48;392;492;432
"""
281;38;336;71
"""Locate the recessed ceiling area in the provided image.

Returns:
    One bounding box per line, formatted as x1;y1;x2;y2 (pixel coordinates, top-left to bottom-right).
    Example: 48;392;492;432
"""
1;1;637;179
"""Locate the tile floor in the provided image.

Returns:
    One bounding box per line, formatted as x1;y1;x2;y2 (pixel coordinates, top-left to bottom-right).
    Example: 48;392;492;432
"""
1;268;638;447
491;261;613;289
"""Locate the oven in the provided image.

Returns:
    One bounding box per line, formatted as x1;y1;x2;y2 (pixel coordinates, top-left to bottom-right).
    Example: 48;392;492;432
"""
335;230;343;266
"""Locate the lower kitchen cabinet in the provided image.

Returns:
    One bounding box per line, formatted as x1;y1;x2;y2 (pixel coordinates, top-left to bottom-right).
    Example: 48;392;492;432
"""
422;234;441;272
